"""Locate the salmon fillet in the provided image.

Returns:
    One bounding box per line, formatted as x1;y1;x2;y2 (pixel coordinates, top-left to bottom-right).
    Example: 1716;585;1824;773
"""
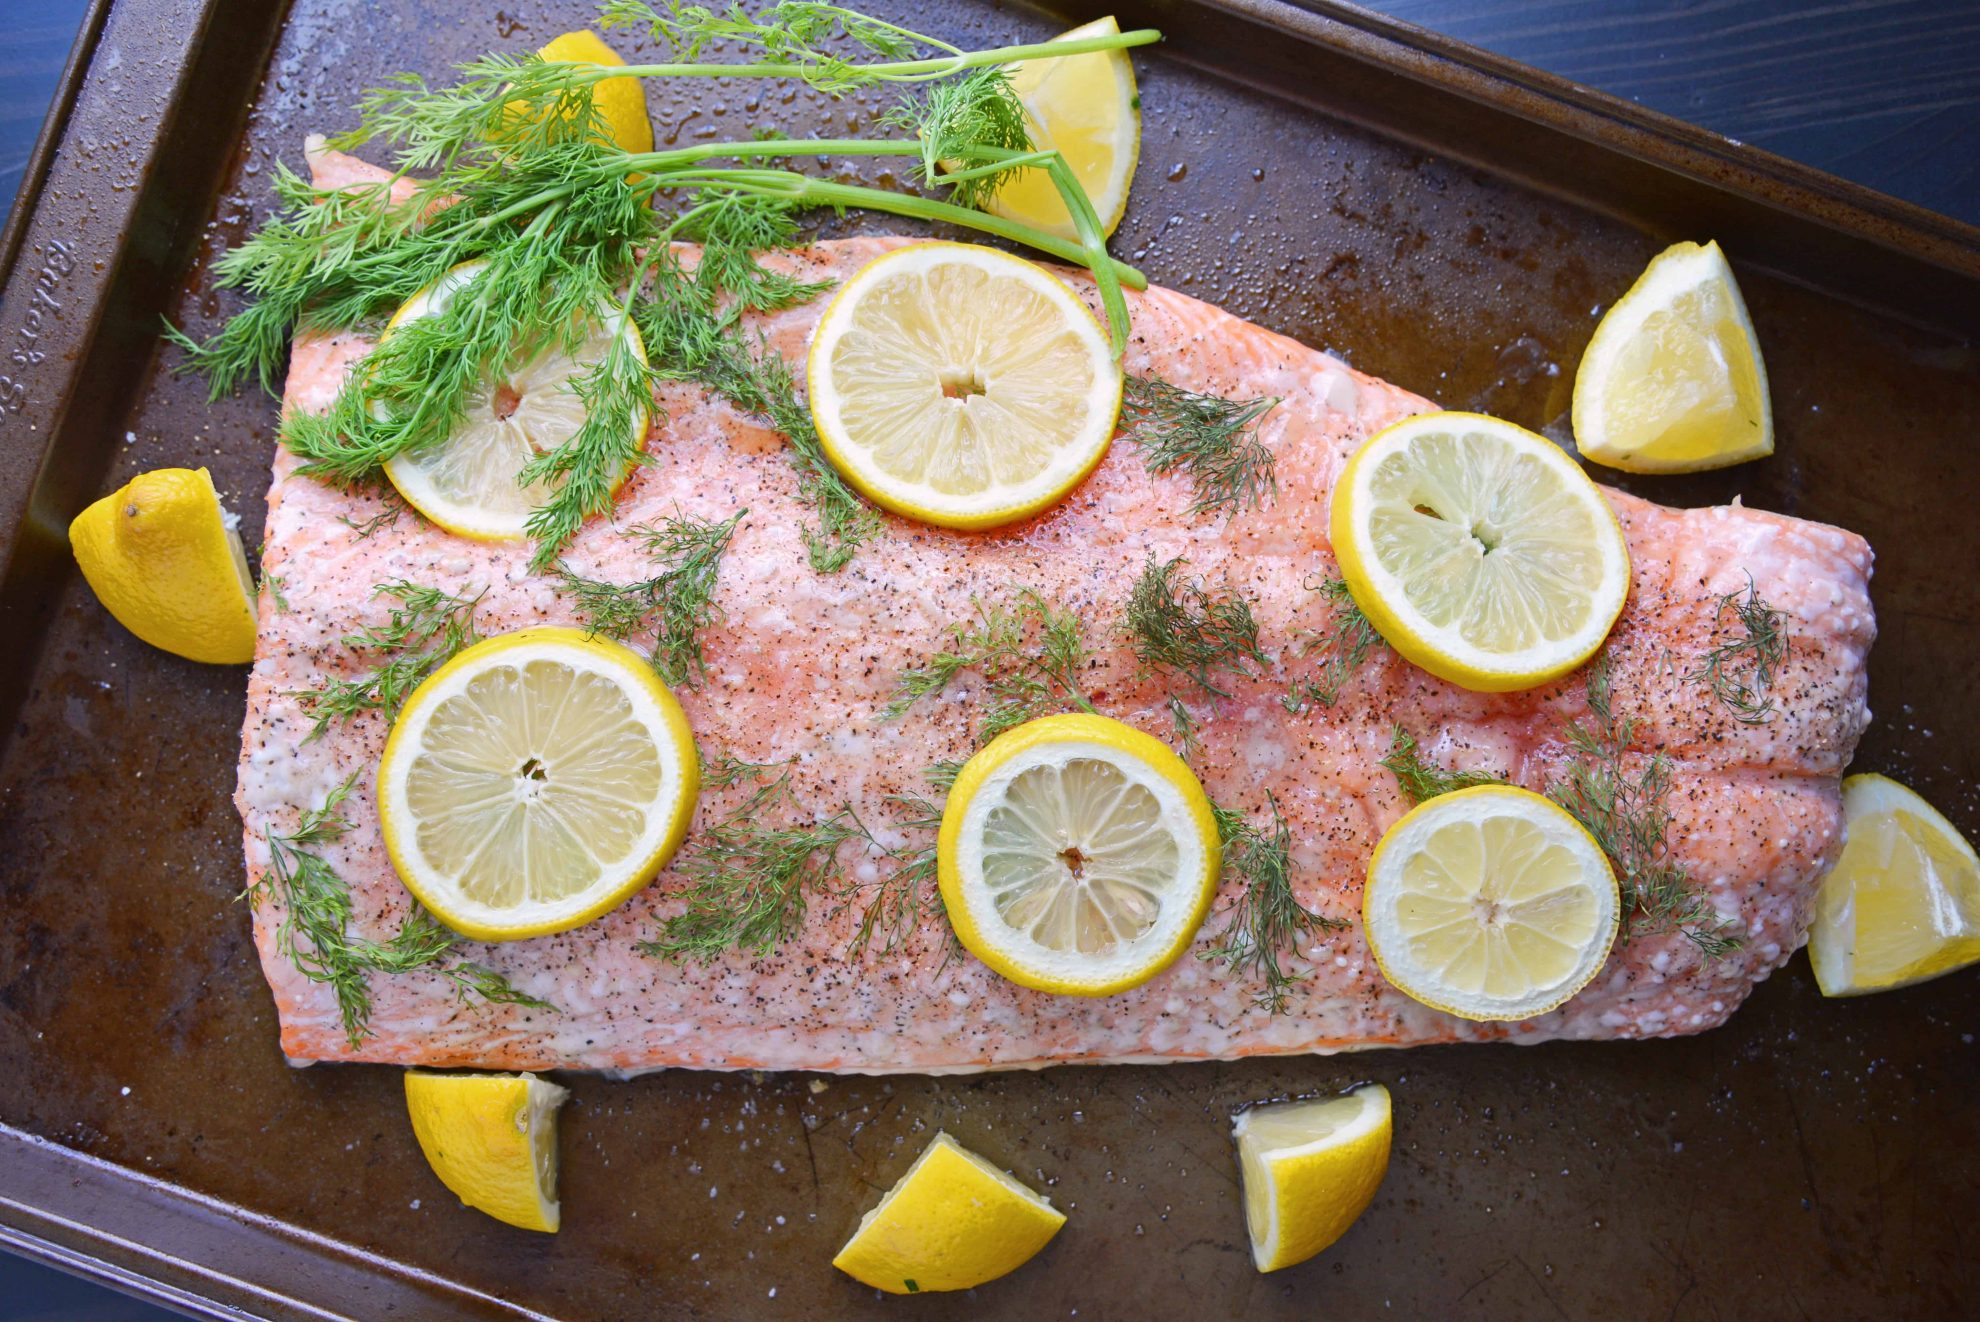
237;149;1876;1072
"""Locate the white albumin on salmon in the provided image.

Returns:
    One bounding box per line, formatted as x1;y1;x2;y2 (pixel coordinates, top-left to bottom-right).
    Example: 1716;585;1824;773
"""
237;149;1875;1071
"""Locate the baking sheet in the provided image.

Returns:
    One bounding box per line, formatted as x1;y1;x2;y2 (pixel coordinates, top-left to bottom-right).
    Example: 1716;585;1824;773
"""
1;0;1975;1315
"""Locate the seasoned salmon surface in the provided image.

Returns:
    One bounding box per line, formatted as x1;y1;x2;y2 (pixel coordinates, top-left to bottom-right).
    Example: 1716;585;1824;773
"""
238;150;1876;1071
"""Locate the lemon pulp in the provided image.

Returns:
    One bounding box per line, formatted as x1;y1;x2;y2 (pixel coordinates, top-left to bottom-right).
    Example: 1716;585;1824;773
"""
382;262;648;540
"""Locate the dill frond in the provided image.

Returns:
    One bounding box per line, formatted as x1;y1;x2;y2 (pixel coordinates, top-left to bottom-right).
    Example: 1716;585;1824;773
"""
1124;554;1267;699
292;580;483;740
883;68;1032;211
883;589;1096;742
1283;575;1382;712
553;509;744;684
252;774;551;1046
681;320;879;572
924;759;966;792
521;327;660;570
1381;725;1506;803
171;5;1158;570
1201;794;1346;1013
1168;695;1202;759
1547;656;1742;959
263;572;290;614
1120;375;1279;518
1688;572;1788;725
837;793;956;960
638;755;872;962
600;0;932;87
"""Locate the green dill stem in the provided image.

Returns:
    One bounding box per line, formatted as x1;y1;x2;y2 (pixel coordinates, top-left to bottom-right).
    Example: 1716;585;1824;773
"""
564;30;1163;84
658;168;1146;289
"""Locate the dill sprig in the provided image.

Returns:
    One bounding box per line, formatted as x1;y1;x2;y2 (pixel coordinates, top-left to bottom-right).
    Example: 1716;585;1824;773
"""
1120;375;1279;518
1547;656;1742;959
679;318;879;572
1283;575;1383;713
1381;725;1506;803
1125;554;1268;699
554;509;744;684
337;490;408;541
1167;695;1202;759
1201;794;1345;1013
172;4;1163;571
252;774;551;1046
1688;573;1788;725
639;754;873;962
836;793;955;960
293;580;483;740
883;589;1097;742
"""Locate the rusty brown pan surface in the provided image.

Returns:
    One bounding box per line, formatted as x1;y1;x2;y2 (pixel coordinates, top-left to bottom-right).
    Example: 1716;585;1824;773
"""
1;0;1975;1316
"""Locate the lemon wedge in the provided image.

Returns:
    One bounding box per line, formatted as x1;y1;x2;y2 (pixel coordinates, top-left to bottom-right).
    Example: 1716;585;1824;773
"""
1235;1084;1392;1273
832;1131;1065;1294
1330;411;1631;692
67;466;258;665
531;29;653;155
405;1070;569;1232
807;242;1122;529
1809;773;1980;996
381;261;650;541
1363;785;1621;1021
1572;239;1772;473
377;626;698;942
986;15;1141;240
937;712;1218;996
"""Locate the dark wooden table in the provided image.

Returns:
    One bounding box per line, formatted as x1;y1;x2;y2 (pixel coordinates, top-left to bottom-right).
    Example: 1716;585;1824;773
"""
1;1;1975;1317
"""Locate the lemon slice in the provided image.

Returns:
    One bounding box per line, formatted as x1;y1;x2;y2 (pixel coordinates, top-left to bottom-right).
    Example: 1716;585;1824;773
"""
381;261;650;541
937;712;1218;996
832;1131;1065;1294
1808;773;1980;996
986;15;1141;241
1331;411;1631;692
67;466;258;665
405;1070;569;1232
377;626;699;942
1234;1084;1392;1273
1363;785;1621;1021
1572;240;1772;473
807;242;1122;529
534;29;653;155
